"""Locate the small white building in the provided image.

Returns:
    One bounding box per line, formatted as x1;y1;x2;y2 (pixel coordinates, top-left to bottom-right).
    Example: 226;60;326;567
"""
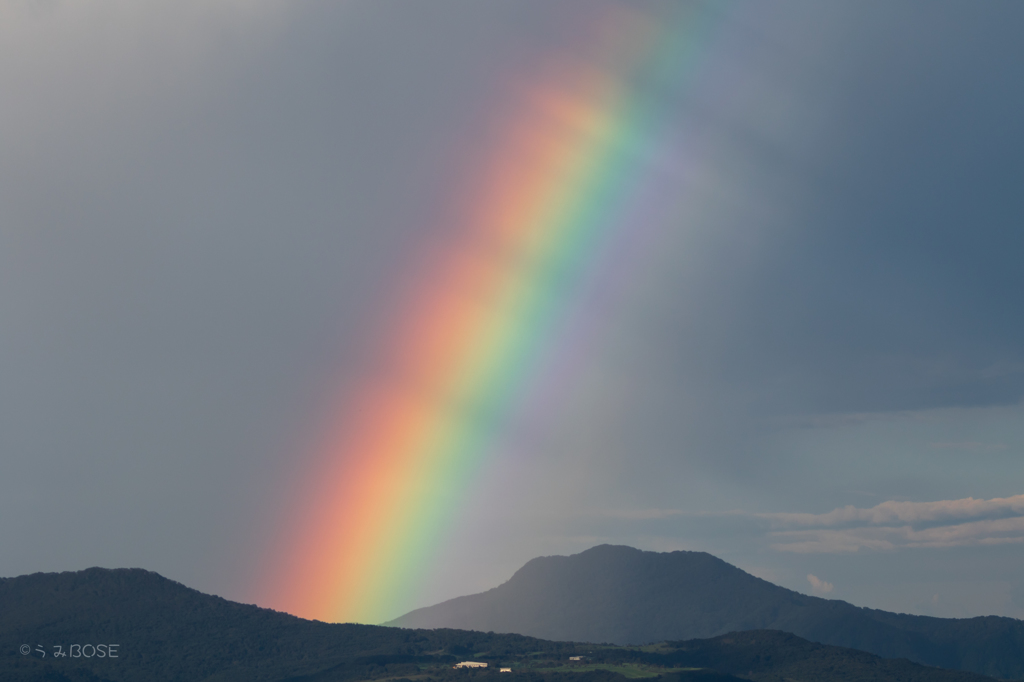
569;656;583;661
500;668;512;673
454;661;488;669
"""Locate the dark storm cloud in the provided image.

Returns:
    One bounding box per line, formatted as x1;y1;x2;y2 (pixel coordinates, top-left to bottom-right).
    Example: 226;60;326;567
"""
0;0;646;600
2;0;1022;620
0;0;571;594
636;1;1024;418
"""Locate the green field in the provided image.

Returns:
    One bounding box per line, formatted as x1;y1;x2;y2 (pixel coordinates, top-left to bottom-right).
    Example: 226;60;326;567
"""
531;663;666;678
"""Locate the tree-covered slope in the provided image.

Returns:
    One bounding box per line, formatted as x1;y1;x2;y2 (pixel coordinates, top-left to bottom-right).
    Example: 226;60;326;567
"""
0;567;578;682
0;566;1013;682
388;545;1024;679
603;630;1004;682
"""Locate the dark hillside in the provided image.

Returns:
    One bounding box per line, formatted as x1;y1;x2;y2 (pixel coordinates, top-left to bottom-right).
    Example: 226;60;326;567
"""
0;568;578;682
4;565;1011;679
602;630;1002;682
2;566;1010;682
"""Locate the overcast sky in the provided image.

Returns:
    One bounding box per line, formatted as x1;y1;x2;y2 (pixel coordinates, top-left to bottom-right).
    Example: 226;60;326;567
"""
2;0;1023;622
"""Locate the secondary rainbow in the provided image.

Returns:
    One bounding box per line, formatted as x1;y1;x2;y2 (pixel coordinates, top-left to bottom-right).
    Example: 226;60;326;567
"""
264;4;719;624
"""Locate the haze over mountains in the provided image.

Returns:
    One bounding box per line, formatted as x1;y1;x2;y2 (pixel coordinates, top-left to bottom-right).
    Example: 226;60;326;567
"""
389;545;1024;679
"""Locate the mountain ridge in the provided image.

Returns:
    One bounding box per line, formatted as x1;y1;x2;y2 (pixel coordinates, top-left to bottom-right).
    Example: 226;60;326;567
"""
0;565;1010;682
388;544;1024;678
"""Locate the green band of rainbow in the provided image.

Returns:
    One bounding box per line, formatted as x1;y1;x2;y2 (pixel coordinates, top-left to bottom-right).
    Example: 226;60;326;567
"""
263;3;721;624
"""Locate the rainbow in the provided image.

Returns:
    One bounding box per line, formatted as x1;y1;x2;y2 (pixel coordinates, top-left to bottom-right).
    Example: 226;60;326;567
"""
264;3;721;624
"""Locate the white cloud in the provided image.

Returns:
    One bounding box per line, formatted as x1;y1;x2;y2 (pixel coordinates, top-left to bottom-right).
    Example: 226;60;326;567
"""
807;573;834;594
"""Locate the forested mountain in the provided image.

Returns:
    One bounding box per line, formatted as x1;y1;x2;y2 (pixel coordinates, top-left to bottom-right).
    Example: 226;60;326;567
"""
2;565;1011;682
609;629;1002;682
0;567;572;682
389;545;1024;679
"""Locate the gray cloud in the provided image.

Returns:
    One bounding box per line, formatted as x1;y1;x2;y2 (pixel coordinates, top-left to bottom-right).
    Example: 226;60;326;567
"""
770;518;1024;554
588;494;1024;554
759;495;1024;528
760;495;1024;554
2;0;1023;622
